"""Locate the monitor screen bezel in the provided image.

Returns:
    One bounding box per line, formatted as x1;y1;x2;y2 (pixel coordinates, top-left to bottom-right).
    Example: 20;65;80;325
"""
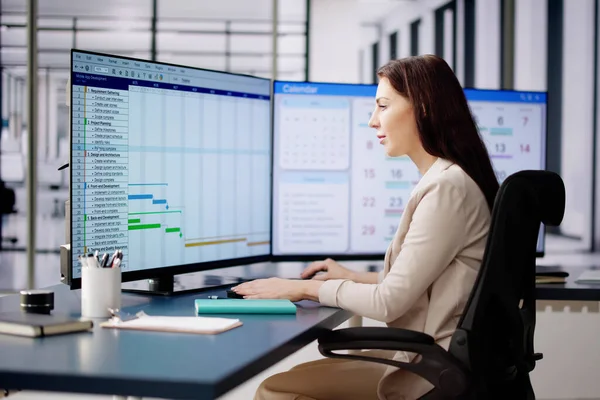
269;79;385;262
68;49;273;289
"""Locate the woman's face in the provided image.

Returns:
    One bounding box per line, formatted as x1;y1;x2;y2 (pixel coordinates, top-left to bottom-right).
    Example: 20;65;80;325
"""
368;77;421;157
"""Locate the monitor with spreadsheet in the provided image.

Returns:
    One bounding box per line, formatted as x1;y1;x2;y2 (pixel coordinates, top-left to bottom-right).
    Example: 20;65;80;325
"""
271;81;547;260
68;50;272;289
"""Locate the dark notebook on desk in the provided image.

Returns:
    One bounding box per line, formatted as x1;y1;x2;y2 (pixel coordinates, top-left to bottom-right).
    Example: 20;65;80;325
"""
0;312;93;338
535;265;569;284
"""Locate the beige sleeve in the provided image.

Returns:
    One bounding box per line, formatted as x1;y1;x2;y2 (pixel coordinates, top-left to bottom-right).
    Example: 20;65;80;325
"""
318;181;467;323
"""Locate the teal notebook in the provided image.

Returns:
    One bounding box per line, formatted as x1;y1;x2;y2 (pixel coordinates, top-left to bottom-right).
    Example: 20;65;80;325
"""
195;299;297;315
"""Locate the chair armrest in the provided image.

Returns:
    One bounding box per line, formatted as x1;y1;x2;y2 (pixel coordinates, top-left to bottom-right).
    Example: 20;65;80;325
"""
319;326;435;347
318;327;468;398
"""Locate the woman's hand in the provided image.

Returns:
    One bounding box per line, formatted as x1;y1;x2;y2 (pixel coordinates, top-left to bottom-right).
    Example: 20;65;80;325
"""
231;278;323;302
300;258;355;281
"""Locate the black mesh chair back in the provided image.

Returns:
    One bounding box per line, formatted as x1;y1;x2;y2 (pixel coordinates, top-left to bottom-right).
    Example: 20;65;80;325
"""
447;170;565;399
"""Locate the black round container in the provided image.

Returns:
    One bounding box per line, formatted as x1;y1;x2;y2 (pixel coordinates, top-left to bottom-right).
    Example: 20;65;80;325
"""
20;289;54;314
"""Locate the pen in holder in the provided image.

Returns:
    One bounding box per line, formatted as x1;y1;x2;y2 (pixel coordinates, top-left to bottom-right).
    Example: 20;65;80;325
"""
80;250;123;318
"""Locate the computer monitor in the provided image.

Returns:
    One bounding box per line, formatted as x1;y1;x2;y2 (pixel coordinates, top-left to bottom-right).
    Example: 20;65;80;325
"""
271;81;548;260
68;50;272;292
271;81;384;260
466;88;547;255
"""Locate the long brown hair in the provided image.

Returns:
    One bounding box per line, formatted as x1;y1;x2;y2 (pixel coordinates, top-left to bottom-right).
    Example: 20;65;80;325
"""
377;54;499;210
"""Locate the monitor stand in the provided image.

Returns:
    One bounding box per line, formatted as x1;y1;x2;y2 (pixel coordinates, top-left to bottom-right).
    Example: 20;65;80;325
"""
121;274;247;296
121;277;177;296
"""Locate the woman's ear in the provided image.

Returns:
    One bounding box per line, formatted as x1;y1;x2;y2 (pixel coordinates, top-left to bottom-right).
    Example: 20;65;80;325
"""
422;103;427;116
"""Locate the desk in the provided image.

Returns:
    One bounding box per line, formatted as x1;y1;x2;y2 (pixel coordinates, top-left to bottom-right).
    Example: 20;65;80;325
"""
536;266;600;301
0;284;352;399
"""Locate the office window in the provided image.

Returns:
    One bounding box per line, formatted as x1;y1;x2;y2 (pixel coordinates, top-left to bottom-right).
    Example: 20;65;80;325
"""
500;0;515;89
464;0;475;87
410;19;421;56
434;1;457;71
390;31;398;60
372;41;380;84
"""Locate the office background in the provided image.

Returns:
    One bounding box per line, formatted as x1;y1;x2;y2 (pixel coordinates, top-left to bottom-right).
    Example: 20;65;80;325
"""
1;0;600;399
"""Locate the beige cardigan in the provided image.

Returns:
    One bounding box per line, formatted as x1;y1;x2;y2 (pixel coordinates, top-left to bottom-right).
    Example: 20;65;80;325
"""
318;157;492;400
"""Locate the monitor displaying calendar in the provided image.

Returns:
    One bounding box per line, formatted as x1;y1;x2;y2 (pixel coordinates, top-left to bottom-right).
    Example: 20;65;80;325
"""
467;88;547;255
271;81;547;259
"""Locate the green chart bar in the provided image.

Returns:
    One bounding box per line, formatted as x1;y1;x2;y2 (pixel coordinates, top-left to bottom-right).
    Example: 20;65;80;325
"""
129;223;161;231
128;218;141;224
165;227;181;233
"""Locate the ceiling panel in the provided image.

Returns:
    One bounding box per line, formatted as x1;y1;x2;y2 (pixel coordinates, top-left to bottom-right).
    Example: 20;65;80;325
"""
1;28;26;46
278;35;305;54
76;31;151;52
276;71;305;81
38;31;73;49
230;35;272;53
0;14;26;24
76;18;152;30
1;0;153;18
230;55;271;71
230;22;273;33
278;23;306;34
277;55;305;71
38;17;75;28
2;0;306;22
156;32;227;52
1;48;70;68
156;20;227;31
157;0;304;21
279;0;307;21
0;0;307;82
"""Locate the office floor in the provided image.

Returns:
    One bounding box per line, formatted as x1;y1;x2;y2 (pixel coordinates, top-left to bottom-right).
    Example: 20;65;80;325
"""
1;186;599;399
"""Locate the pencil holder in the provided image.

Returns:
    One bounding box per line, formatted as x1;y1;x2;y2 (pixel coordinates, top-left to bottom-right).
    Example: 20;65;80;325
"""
81;266;122;318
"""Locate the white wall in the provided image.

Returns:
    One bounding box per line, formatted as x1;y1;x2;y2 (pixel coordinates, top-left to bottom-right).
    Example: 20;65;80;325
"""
475;0;500;89
559;0;595;245
399;19;412;59
514;0;547;91
532;300;600;399
309;0;364;82
419;5;437;56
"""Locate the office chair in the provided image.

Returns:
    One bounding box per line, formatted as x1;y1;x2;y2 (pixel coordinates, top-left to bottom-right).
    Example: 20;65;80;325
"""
317;170;566;400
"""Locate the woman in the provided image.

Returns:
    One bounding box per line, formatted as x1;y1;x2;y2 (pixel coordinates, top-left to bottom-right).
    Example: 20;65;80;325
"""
232;54;499;400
